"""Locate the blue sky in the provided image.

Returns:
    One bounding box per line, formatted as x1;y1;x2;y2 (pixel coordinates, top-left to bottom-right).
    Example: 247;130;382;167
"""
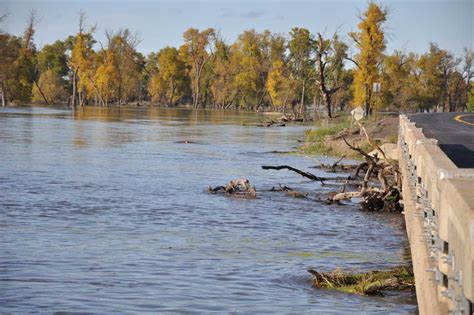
1;0;472;57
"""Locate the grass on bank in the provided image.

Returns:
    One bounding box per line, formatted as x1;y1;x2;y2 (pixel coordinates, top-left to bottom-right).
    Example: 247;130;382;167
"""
300;116;399;158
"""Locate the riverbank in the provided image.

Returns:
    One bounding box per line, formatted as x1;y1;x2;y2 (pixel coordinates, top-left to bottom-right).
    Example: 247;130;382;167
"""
300;116;399;158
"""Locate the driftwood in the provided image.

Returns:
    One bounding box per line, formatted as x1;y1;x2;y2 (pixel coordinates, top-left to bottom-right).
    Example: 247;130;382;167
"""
262;165;354;183
270;184;308;198
262;165;327;183
324;136;402;212
265;150;295;154
208;178;256;198
279;114;305;123
262;131;402;212
243;114;307;127
308;266;414;296
312;155;361;173
330;155;346;169
242;119;286;127
233;118;402;212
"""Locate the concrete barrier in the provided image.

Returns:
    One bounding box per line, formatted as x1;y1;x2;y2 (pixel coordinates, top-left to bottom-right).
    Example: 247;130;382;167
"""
399;115;474;315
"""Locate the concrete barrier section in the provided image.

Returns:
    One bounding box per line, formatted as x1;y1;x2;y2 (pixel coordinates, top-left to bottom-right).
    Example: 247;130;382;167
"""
399;115;474;315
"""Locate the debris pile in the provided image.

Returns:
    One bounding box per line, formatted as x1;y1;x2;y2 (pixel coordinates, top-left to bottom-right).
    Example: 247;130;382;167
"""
208;178;257;198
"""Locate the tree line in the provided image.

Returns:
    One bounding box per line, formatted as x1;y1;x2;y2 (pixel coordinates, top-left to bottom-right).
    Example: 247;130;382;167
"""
1;3;473;117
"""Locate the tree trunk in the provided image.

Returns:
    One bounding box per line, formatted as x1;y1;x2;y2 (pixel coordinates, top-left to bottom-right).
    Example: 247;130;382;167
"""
72;71;77;108
324;92;332;118
365;84;371;117
299;80;306;116
33;80;51;106
79;88;84;107
194;76;200;108
1;82;6;107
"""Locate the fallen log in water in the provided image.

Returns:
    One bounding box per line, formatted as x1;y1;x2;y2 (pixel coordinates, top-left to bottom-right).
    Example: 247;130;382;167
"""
269;184;308;198
262;165;327;183
262;165;351;184
308;266;415;296
242;119;286;127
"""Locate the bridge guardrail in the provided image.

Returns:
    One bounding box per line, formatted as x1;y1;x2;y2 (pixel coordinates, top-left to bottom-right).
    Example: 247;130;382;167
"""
399;115;474;315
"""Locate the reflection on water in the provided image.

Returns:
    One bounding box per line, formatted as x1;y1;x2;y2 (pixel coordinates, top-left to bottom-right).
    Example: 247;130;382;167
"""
0;106;416;313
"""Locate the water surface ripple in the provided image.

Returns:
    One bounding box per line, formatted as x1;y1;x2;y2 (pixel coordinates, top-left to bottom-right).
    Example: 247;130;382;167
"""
0;107;416;314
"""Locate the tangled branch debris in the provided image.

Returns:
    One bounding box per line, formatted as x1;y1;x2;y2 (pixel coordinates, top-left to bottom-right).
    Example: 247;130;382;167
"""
308;266;415;296
325;135;402;212
260;122;403;212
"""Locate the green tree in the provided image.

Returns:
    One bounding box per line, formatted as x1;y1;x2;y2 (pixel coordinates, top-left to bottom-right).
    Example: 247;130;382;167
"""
468;82;474;112
4;11;39;103
105;29;143;104
314;33;348;117
33;40;69;104
147;47;187;105
0;33;22;105
461;48;473;111
32;69;68;104
230;30;272;110
288;27;314;115
380;51;417;111
209;38;235;109
180;28;215;108
416;43;454;111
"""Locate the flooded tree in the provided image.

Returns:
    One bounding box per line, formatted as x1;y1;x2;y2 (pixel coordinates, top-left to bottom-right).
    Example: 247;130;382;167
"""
230;29;272;111
180;28;215;108
69;11;96;107
33;40;69;104
147;47;187;106
0;3;470;114
288;27;314;116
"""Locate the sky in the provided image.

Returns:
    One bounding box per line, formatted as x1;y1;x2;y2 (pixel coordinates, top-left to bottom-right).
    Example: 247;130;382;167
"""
1;0;473;57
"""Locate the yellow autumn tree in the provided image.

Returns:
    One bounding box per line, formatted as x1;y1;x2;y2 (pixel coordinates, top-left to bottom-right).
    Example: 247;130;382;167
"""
94;49;118;105
69;11;96;107
349;2;387;116
148;75;165;103
267;59;294;110
147;47;187;105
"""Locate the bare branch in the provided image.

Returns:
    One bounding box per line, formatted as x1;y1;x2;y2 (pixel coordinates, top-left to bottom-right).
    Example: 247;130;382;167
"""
344;56;360;69
262;165;350;183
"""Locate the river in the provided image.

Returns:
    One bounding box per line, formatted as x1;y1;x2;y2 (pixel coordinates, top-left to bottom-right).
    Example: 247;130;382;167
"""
0;106;416;313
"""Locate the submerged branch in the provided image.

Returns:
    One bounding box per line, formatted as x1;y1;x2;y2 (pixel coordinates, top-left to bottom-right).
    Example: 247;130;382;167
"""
308;266;415;296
